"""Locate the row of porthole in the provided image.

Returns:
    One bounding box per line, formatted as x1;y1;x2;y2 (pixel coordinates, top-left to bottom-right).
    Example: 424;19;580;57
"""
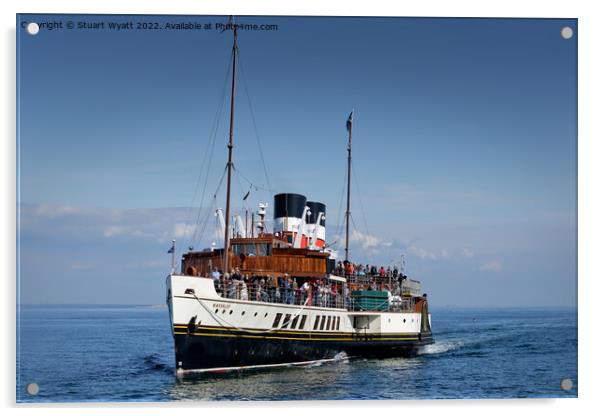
213;307;413;327
386;318;415;323
214;308;269;319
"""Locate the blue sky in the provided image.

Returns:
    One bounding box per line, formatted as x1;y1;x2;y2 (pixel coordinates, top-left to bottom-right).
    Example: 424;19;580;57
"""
17;15;577;307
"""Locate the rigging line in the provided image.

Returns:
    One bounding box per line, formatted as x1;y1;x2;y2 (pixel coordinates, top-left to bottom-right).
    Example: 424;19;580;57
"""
196;196;217;250
187;50;232;229
334;162;348;248
351;163;371;237
196;164;228;247
232;164;251;215
190;51;234;248
232;165;272;192
236;48;273;193
349;213;361;242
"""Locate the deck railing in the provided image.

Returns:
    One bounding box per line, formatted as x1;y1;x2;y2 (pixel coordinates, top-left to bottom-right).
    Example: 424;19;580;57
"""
215;280;345;309
212;278;417;312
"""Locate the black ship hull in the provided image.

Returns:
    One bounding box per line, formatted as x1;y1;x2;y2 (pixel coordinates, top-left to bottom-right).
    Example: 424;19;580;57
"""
173;325;434;372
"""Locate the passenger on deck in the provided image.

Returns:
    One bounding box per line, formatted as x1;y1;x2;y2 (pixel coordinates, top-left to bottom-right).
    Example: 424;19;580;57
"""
259;278;268;302
343;284;350;309
331;284;338;308
226;275;237;299
292;278;299;304
319;283;328;307
357;264;365;277
267;275;277;302
285;275;294;304
211;267;221;291
240;279;248;300
274;284;281;303
232;267;242;281
301;280;311;305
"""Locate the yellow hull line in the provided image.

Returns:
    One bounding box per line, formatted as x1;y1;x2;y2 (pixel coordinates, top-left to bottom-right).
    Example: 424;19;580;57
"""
174;330;419;342
174;324;421;338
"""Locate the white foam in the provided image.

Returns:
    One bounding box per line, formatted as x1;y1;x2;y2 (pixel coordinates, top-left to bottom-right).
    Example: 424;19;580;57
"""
333;351;349;362
418;340;463;355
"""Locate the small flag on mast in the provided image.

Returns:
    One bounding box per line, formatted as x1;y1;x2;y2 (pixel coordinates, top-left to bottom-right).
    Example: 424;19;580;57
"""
346;111;353;132
167;240;175;254
167;246;174;254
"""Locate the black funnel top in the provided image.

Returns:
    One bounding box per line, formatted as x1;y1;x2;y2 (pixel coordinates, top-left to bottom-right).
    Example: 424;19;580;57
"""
274;193;307;219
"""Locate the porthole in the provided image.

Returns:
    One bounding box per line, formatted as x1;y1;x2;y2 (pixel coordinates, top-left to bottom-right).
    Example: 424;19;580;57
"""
388;318;391;323
229;310;233;315
215;309;219;313
222;310;226;314
264;313;268;317
254;312;258;317
242;311;245;316
403;318;406;323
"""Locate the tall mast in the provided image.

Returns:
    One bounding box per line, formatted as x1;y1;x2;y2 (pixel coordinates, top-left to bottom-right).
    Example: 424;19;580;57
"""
345;111;353;262
223;22;238;274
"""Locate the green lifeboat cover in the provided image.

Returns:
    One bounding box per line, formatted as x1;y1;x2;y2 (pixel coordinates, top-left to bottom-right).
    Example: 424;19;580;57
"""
351;290;389;311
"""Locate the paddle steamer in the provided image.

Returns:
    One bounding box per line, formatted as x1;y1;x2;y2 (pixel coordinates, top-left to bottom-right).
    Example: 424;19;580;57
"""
166;20;433;374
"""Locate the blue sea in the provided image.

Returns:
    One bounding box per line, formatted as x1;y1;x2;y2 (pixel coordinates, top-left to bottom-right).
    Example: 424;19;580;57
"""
16;305;577;402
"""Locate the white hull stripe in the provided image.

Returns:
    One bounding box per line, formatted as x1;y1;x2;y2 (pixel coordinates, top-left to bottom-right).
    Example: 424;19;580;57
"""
176;356;349;375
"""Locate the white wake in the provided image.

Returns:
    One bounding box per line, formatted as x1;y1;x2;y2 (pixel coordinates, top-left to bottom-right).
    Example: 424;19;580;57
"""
418;340;463;355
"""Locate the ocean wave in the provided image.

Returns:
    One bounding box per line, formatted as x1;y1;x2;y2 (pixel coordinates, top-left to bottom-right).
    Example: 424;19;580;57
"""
142;353;172;374
418;340;464;355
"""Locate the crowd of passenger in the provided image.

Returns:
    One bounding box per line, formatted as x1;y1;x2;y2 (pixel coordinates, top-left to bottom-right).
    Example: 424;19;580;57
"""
207;261;411;310
334;260;407;280
210;267;345;308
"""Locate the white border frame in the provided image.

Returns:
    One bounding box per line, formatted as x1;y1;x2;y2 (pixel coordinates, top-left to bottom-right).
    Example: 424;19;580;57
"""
4;1;600;415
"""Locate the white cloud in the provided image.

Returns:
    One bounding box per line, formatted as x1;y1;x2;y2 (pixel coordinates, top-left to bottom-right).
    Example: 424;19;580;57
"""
462;248;475;258
20;203;196;243
103;225;127;237
350;229;383;250
330;229;395;261
102;225;154;239
407;245;452;261
173;222;196;239
33;204;79;218
408;246;438;260
479;260;503;272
